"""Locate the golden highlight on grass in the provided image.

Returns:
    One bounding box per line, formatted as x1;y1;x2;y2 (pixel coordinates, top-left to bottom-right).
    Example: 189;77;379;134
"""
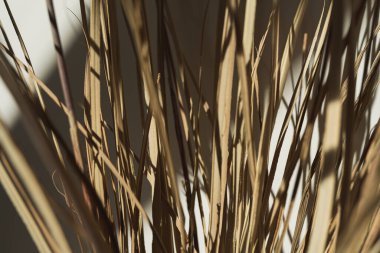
0;0;379;252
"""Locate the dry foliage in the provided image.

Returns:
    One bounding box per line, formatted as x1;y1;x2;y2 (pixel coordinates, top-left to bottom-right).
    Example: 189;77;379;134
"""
0;0;379;252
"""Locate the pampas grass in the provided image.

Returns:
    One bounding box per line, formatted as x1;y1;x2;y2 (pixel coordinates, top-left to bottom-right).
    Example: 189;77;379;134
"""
0;0;379;252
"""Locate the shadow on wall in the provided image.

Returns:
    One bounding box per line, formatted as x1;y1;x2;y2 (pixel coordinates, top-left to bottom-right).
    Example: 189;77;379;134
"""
0;0;323;252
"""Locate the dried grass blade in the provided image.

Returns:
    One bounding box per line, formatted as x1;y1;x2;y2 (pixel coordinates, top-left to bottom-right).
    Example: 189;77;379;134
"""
120;0;187;250
0;157;55;253
0;50;116;252
307;1;344;251
208;3;236;251
0;120;72;253
278;0;309;103
45;0;84;170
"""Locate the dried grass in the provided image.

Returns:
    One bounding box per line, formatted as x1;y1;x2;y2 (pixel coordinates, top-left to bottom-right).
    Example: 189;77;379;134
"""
0;0;379;252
